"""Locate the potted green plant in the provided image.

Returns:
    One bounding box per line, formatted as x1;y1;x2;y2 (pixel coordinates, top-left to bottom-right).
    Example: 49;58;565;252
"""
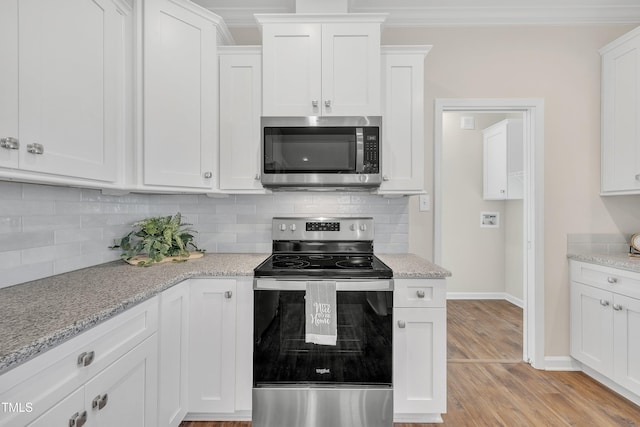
110;213;204;266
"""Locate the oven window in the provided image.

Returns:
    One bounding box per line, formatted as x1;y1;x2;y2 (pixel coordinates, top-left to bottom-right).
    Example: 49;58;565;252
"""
253;290;393;386
264;127;356;173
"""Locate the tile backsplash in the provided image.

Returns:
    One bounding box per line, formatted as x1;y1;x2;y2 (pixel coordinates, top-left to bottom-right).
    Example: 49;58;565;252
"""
0;181;409;289
566;233;630;255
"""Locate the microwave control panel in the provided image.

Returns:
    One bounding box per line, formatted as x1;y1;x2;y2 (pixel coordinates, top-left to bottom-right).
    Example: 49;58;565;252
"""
363;128;379;174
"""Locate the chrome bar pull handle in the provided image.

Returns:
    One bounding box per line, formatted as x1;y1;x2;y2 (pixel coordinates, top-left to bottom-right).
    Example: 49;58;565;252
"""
225;291;233;299
0;137;19;150
416;290;426;298
312;100;318;108
613;304;623;311
397;320;406;329
324;100;331;108
607;276;618;284
203;171;212;179
600;299;610;307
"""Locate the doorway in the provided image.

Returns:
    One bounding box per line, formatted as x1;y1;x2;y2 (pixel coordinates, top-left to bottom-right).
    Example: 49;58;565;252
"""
433;98;545;368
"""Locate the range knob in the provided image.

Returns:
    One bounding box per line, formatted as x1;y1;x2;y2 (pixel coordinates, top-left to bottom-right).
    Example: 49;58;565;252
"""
290;224;297;231
360;224;367;231
350;224;357;231
279;223;287;231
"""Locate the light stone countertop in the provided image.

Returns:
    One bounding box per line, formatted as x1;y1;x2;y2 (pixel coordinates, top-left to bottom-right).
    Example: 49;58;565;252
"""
0;252;448;375
567;252;640;274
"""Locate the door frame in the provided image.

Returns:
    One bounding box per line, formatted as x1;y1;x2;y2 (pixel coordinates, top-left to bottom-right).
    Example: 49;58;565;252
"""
433;98;545;369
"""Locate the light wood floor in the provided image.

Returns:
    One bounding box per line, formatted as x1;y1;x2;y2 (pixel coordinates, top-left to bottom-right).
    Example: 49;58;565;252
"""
180;300;640;426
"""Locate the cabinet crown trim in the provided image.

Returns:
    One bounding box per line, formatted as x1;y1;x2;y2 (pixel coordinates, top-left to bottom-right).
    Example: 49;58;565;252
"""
254;13;388;26
381;45;432;56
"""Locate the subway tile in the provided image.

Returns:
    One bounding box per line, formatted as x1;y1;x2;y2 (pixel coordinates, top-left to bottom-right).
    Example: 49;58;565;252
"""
55;227;103;244
0;262;54;289
22;243;81;264
0;230;55;251
0;200;55;216
54;253;104;275
197;214;236;224
0;250;21;269
0;181;23;200
23;184;81;201
23;215;80;232
0;216;22;234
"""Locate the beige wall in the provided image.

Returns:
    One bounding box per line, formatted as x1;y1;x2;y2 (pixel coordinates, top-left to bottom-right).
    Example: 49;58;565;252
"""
230;24;640;358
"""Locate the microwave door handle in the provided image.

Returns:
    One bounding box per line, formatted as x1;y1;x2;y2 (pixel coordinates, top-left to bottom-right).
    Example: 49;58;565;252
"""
355;128;364;173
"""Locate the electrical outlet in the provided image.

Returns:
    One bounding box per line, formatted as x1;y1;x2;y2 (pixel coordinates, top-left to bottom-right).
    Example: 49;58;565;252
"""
419;194;430;212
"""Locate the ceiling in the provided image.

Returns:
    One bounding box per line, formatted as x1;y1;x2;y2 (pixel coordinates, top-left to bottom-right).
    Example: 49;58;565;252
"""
192;0;640;27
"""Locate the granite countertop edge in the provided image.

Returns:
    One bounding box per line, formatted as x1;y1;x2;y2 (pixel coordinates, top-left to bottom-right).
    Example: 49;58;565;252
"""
0;252;449;375
567;252;640;274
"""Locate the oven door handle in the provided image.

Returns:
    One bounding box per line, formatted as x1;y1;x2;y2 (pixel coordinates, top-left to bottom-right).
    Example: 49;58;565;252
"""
254;279;393;291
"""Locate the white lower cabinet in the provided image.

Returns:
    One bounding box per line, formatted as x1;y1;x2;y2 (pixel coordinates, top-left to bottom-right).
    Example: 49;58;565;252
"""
393;279;447;422
570;260;640;402
187;278;253;419
0;297;159;427
158;281;190;427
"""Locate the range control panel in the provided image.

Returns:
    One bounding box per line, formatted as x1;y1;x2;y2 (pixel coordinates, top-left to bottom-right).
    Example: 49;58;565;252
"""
273;217;374;241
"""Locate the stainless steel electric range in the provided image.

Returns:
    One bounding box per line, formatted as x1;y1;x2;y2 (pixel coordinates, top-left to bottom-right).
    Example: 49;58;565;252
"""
252;217;394;427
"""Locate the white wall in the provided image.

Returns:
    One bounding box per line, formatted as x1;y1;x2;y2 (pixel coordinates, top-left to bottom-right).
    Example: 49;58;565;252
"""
0;181;409;289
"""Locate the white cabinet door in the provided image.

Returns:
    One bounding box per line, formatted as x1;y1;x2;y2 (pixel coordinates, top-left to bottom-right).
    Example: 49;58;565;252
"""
158;282;190;427
570;282;614;376
219;48;264;192
613;293;640;395
0;0;19;169
189;278;237;413
27;388;85;427
601;27;640;194
321;23;380;116
1;0;128;183
143;0;218;189
85;335;158;427
379;49;427;193
393;307;446;415
262;24;322;117
482;119;524;200
261;20;381;117
483;123;508;200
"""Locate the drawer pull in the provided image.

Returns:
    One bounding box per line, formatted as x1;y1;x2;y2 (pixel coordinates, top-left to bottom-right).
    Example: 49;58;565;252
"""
397;320;406;329
607;276;618;284
600;299;610;307
416;290;426;298
92;393;108;410
225;291;233;299
69;411;87;427
77;351;95;367
613;304;623;311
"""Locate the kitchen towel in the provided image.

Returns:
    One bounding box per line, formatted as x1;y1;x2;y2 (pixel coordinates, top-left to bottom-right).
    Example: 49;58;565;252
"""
305;281;337;346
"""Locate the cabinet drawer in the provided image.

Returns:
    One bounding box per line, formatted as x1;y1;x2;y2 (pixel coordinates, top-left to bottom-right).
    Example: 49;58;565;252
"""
570;260;640;299
394;279;446;308
0;297;158;427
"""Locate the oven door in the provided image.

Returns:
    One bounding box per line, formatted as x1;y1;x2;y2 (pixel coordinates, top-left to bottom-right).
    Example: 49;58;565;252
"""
253;279;393;386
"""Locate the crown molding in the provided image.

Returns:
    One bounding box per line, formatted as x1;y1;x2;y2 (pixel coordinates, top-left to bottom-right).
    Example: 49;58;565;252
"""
194;2;640;28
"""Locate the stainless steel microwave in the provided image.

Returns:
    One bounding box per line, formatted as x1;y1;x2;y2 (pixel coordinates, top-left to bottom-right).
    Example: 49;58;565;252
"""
261;116;382;190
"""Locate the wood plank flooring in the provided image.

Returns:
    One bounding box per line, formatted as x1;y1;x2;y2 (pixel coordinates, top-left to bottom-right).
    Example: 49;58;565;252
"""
180;300;640;427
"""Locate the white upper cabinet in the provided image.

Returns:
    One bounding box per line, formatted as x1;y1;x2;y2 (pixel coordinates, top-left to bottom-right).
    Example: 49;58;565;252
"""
143;0;230;190
257;15;385;117
218;47;265;193
378;46;430;194
0;0;131;186
482;118;524;200
601;26;640;195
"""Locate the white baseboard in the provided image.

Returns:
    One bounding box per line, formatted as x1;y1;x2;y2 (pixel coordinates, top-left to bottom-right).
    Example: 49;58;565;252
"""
544;356;582;371
447;292;524;308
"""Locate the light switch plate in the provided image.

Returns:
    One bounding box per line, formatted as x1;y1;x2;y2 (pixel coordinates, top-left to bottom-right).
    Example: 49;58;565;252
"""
419;194;431;211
